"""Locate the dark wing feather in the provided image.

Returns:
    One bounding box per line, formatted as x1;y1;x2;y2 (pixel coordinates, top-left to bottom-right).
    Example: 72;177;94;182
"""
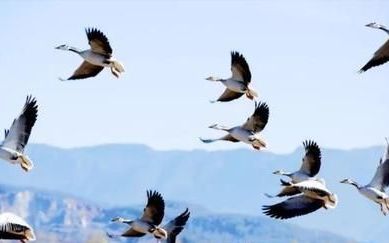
121;228;146;237
165;208;190;243
85;27;113;56
216;89;244;102
360;39;389;72
67;61;104;80
231;51;251;84
262;195;323;219
299;140;321;177
242;102;269;133
2;96;38;152
141;190;165;225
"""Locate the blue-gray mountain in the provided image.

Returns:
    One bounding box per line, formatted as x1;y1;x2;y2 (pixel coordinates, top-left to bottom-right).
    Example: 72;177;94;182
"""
0;184;354;243
0;144;383;242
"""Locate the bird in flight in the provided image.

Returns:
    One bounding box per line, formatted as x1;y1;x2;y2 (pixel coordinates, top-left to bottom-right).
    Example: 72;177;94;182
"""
56;27;124;81
206;51;258;102
200;101;269;150
0;96;38;172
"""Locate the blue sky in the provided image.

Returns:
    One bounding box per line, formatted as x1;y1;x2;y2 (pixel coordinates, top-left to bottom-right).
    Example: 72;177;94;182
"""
1;0;389;153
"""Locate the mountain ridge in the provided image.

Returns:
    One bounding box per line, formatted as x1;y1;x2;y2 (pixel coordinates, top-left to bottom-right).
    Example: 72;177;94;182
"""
0;143;385;242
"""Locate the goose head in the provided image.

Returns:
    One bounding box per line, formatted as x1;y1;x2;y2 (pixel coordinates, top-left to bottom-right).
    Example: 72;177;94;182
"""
55;44;71;50
111;217;125;223
206;76;221;81
365;22;387;30
272;170;291;177
340;178;353;184
366;22;379;28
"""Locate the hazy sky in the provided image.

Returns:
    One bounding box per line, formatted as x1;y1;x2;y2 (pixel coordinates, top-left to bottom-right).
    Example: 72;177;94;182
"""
1;0;389;153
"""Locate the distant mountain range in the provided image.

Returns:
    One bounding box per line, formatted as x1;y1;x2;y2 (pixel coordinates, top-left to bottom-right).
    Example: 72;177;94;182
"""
0;184;355;243
0;143;385;242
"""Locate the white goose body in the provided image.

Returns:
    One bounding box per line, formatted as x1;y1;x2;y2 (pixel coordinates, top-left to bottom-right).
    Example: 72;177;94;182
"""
263;179;338;219
228;127;255;144
221;79;248;93
0;148;29;166
359;186;388;202
79;50;111;67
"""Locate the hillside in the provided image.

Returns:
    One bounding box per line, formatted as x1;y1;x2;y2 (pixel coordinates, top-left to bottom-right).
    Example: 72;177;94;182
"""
0;144;383;242
0;184;355;243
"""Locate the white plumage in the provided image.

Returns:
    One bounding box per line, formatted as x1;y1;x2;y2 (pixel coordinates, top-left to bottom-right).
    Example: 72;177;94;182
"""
206;51;258;102
341;138;389;215
200;101;269;150
272;140;321;185
56;27;124;80
0;212;36;242
0;96;38;172
263;179;338;219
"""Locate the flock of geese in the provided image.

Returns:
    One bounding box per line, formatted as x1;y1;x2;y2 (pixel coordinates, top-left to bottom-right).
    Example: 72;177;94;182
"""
0;21;388;242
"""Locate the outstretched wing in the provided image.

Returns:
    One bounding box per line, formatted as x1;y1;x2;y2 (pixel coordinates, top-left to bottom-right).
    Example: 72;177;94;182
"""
86;27;113;56
141;190;165;225
2;96;38;153
242;102;269;133
163;208;190;243
368;157;389;191
216;89;244;102
360;39;389;72
299;140;321;177
230;51;251;84
67;61;104;80
262;195;323;219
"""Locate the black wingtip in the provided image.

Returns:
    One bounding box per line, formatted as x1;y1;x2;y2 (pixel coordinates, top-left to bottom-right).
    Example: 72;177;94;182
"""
23;95;38;121
146;190;165;206
253;101;270;120
302;140;321;158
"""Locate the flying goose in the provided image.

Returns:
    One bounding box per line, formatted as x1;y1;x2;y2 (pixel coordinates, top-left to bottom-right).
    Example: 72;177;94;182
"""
341;139;389;215
108;190;167;240
360;22;389;72
263;179;338;219
56;27;124;80
0;96;38;172
206;51;258;102
162;208;190;243
273;140;321;183
0;212;36;242
267;140;321;198
200;101;269;150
